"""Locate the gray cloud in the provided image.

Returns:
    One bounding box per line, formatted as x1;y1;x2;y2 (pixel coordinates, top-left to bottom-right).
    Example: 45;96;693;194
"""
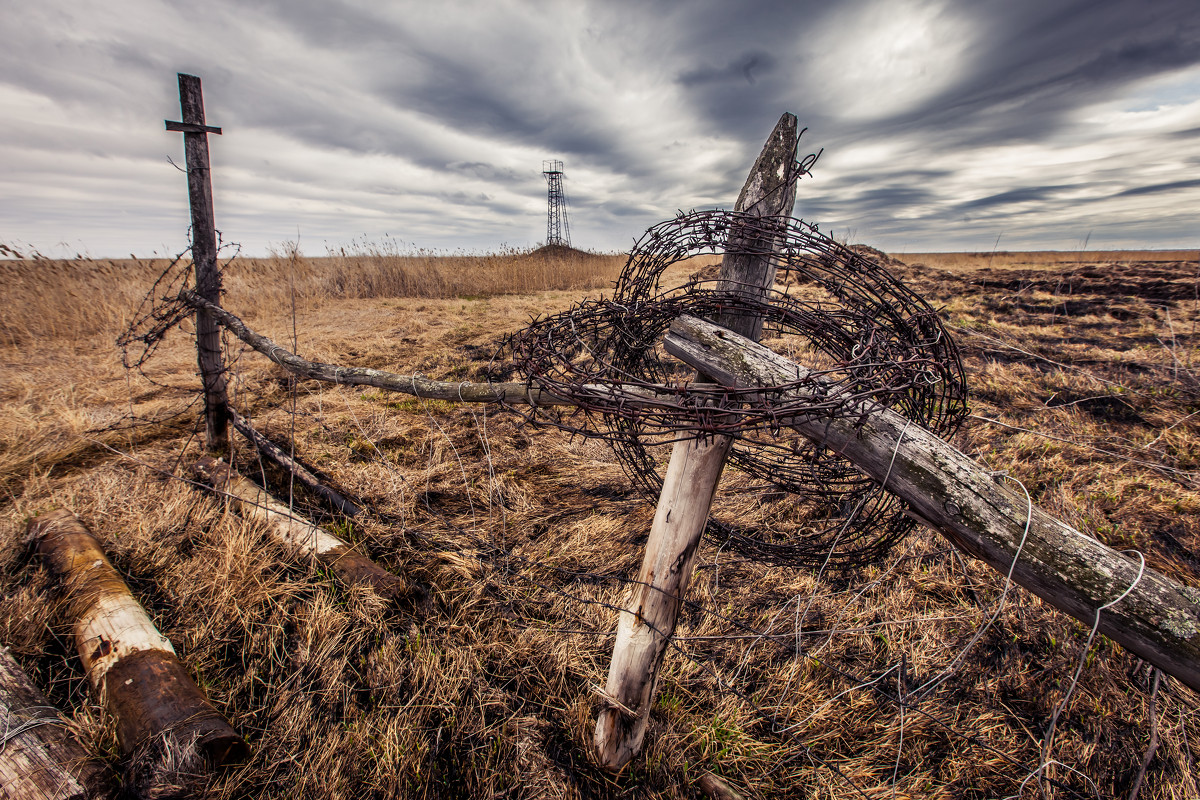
956;186;1074;211
0;0;1197;257
1114;179;1200;197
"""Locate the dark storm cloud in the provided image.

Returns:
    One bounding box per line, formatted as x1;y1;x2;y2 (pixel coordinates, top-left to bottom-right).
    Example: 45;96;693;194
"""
1169;126;1200;139
678;52;777;87
835;185;941;212
1114;179;1200;197
957;186;1074;211
858;1;1200;145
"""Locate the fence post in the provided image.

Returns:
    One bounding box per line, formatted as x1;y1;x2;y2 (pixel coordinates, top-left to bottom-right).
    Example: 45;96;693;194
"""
593;113;799;770
166;73;229;454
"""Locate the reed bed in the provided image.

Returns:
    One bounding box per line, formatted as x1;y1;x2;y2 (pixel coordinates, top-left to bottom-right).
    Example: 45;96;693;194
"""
0;243;624;348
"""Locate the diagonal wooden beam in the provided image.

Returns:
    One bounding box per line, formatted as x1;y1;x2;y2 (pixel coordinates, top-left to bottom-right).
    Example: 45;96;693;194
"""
663;313;1200;695
593;113;799;769
178;288;681;409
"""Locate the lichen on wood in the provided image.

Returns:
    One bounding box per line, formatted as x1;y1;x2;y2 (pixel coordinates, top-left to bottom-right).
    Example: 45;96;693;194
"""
664;313;1200;694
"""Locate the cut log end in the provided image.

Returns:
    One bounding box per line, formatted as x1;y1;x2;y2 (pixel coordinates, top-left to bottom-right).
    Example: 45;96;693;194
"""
27;510;249;775
698;773;748;800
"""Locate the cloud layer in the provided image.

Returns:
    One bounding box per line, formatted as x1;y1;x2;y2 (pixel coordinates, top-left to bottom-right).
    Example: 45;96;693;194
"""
1;0;1198;257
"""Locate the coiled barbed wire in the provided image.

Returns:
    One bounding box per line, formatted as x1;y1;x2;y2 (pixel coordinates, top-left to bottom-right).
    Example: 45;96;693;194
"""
496;210;968;568
115;210;965;569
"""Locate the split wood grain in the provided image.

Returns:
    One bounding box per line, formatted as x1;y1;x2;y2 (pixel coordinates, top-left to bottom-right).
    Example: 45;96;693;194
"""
0;648;108;800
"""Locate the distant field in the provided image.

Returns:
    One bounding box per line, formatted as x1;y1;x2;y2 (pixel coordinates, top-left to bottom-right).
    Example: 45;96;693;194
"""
902;248;1198;271
1;246;1198;798
0;245;625;348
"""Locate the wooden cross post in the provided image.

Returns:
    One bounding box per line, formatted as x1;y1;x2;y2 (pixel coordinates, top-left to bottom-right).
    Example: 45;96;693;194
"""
166;73;229;454
594;113;799;769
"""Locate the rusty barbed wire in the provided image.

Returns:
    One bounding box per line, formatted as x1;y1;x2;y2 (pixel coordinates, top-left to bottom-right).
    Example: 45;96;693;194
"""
495;209;968;568
117;250;194;372
118;237;242;377
115;210;966;568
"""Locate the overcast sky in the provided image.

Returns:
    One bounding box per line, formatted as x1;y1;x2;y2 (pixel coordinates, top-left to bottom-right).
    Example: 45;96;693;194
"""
2;0;1198;258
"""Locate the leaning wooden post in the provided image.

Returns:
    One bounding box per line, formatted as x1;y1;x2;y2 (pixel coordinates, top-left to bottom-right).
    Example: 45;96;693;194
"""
28;510;248;767
663;314;1200;694
166;73;229;454
593;113;799;769
0;647;109;800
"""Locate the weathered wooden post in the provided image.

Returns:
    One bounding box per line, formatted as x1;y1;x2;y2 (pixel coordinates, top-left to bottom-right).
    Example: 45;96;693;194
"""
0;648;108;800
166;73;229;454
593;114;799;769
663;314;1200;695
28;510;248;768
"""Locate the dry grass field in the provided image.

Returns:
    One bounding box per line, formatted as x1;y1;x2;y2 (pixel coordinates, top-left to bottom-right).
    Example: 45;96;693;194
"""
1;244;1198;798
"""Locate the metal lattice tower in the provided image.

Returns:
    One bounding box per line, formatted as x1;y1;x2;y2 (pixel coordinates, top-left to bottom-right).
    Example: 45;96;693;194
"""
543;159;571;248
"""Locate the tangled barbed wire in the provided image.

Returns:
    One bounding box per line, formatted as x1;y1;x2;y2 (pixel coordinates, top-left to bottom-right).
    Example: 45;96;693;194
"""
497;210;968;568
117;251;195;372
117;237;242;376
115;210;966;569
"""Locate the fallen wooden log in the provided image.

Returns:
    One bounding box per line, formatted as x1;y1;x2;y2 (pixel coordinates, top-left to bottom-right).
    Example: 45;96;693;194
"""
178;289;680;410
227;408;362;518
594;112;800;769
27;510;248;766
663;313;1200;694
193;456;416;603
0;647;109;800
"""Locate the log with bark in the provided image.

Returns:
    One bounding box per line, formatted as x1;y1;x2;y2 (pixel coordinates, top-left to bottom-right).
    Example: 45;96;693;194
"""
176;289;681;411
0;647;109;800
27;510;248;766
193;457;418;604
662;313;1200;694
594;112;800;769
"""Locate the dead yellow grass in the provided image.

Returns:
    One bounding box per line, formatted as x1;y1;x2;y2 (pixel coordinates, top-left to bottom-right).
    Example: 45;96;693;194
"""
0;245;625;349
0;247;1197;798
